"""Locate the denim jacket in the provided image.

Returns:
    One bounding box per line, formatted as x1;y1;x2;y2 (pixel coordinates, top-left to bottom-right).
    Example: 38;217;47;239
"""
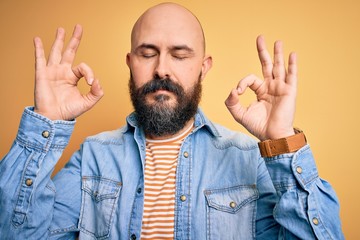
0;107;344;239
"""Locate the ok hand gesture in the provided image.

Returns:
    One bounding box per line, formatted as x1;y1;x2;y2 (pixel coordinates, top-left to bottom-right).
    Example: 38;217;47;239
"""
225;36;297;141
34;25;104;121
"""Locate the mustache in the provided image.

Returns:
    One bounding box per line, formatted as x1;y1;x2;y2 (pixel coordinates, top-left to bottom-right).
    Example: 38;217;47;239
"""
140;77;183;96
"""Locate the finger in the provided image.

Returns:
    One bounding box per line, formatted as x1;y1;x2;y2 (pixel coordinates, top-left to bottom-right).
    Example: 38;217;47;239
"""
225;75;263;124
34;37;46;70
48;28;66;65
72;62;95;85
286;52;298;86
60;24;83;65
225;88;246;124
225;88;240;107
257;35;273;79
84;79;104;107
273;40;286;80
236;74;264;95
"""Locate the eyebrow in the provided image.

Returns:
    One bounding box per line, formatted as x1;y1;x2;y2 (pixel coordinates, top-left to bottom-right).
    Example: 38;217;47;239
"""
134;43;159;53
171;45;194;53
134;43;194;53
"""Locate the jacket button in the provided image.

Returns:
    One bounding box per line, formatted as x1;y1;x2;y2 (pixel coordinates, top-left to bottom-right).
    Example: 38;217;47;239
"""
25;178;33;186
312;217;319;225
93;191;99;198
137;188;142;194
130;234;137;240
229;201;237;208
296;166;303;174
183;151;189;158
180;195;187;202
42;130;50;138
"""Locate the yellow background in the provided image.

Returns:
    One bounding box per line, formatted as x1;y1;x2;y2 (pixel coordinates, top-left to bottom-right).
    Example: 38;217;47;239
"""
0;0;358;238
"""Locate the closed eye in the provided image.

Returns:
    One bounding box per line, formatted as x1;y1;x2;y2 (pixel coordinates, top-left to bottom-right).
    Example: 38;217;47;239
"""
134;43;159;59
172;54;188;60
171;46;194;60
142;53;157;58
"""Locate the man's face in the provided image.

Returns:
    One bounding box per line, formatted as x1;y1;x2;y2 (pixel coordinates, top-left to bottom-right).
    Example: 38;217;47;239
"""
126;3;212;137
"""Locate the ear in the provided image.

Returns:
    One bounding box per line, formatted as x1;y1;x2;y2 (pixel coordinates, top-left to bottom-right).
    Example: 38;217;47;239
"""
200;55;213;81
126;53;131;68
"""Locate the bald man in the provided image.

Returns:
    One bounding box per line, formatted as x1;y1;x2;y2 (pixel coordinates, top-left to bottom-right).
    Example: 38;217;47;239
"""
0;3;343;239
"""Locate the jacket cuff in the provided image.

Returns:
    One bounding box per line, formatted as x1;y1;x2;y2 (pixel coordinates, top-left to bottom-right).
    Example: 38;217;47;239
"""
16;107;75;152
264;145;318;191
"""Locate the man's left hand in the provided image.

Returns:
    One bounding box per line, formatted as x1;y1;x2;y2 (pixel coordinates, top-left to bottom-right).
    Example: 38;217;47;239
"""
225;35;297;141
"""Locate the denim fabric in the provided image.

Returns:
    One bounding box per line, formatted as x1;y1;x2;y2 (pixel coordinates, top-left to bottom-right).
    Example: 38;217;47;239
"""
0;107;344;239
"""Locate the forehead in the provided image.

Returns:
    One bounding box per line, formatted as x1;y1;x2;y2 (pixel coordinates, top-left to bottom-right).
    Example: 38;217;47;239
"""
131;4;204;53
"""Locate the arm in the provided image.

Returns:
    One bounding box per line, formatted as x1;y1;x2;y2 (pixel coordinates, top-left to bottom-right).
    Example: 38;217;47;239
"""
0;25;103;238
225;36;344;239
266;146;343;239
0;108;78;239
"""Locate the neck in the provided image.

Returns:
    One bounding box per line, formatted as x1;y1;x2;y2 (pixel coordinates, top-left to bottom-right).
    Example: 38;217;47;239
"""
146;118;194;140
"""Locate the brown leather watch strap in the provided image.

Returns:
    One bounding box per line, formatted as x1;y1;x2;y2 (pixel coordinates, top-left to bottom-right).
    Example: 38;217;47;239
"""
258;130;307;157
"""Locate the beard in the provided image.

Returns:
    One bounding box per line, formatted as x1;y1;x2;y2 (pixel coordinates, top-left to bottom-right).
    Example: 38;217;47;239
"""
129;73;202;137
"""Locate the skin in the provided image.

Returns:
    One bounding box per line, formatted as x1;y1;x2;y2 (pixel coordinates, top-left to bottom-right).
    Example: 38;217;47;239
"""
33;2;297;141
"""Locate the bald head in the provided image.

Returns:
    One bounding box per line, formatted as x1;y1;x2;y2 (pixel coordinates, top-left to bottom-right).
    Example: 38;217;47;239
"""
130;3;206;55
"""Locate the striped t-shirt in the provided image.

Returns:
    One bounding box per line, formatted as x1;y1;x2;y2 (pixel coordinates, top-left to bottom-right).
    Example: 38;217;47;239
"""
141;124;193;239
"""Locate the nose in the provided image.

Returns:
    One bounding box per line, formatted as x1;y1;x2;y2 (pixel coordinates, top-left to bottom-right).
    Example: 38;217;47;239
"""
154;54;171;79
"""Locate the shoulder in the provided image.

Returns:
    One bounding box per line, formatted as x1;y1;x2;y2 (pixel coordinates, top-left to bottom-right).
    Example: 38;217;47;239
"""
195;109;259;151
215;123;258;149
199;121;259;151
83;126;130;145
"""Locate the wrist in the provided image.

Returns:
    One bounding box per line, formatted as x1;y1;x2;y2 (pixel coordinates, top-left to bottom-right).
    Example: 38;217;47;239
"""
264;128;296;141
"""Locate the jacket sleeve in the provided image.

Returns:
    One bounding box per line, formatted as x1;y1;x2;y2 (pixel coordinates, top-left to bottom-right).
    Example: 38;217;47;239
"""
0;107;80;239
258;145;344;239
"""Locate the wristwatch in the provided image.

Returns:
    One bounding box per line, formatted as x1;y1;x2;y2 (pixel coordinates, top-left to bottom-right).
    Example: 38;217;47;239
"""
258;128;307;157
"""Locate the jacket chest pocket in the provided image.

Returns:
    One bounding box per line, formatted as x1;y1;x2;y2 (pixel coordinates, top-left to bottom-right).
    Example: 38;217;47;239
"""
79;176;122;239
204;185;259;240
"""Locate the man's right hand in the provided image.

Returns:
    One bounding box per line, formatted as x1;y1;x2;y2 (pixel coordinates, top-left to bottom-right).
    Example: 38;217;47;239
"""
33;24;104;121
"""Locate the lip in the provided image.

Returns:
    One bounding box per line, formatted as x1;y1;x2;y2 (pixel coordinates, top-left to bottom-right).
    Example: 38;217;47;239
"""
147;89;176;101
147;89;174;96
